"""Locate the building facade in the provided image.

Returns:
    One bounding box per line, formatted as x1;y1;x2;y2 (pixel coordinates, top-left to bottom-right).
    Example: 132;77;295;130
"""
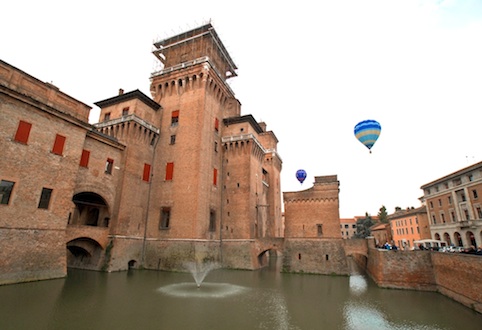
340;217;357;239
421;161;482;248
0;23;283;284
387;206;430;249
370;223;392;247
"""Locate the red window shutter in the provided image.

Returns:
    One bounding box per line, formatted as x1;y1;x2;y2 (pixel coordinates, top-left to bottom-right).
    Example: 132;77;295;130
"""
79;149;90;167
213;168;218;186
52;134;66;155
171;110;179;118
14;120;32;144
214;118;219;131
105;158;114;174
143;163;151;182
165;162;174;180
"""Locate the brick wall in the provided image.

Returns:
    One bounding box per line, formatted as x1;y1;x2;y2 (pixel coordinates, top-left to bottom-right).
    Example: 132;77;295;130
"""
432;252;482;313
282;238;349;275
366;247;482;313
0;229;66;284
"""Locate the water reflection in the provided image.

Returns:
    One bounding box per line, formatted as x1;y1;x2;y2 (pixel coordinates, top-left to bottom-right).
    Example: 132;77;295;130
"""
344;259;447;330
0;261;481;330
343;301;442;330
157;282;249;298
349;275;368;295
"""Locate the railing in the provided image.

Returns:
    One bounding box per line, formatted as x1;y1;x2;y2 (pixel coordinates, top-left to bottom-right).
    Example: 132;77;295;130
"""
94;114;160;134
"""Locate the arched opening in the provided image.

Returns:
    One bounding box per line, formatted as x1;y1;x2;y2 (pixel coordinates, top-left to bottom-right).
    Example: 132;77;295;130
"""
454;232;463;247
347;254;368;274
128;260;137;269
67;237;103;270
466;231;476;247
443;232;452;246
434;233;441;240
72;192;109;227
257;249;282;271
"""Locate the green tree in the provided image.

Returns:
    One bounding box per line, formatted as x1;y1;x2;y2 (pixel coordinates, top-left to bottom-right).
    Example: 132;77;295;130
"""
353;212;375;238
378;205;388;223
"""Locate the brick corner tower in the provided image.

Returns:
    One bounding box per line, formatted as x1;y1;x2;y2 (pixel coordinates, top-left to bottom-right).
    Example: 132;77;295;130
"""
147;23;283;270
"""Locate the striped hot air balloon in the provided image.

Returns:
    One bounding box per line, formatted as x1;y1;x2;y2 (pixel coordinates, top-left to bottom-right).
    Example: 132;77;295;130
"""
354;120;381;153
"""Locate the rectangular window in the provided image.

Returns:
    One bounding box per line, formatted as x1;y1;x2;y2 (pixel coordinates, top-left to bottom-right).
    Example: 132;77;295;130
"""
79;149;90;167
105;158;114;174
104;112;111;121
209;210;216;232
0;180;15;205
38;188;53;209
143;163;151;182
473;189;478;199
171;110;179;126
214;141;218;152
438;199;442;207
165;162;174;180
317;224;323;236
214;118;219;131
213;168;218;186
448;196;452;204
477;207;482;219
160;207;170;229
14;120;32;144
170;135;176;145
122;107;129;116
52;134;66;155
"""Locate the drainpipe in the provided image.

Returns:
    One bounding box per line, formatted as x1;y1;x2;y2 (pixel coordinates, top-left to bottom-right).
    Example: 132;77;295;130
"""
141;134;159;267
219;144;224;265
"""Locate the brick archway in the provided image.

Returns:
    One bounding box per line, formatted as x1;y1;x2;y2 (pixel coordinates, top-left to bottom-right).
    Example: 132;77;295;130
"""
67;237;105;270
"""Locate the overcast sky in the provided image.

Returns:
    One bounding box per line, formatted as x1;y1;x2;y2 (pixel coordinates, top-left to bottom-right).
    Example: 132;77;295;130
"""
2;0;482;218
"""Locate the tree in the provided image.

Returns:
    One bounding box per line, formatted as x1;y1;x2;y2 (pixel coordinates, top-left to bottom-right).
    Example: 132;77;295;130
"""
353;212;375;238
378;205;388;223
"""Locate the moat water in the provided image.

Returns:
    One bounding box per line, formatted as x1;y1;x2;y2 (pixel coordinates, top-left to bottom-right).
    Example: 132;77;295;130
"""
0;259;481;330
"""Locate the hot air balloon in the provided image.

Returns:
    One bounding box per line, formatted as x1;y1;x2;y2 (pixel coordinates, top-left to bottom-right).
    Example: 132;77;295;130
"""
296;169;307;184
354;119;381;153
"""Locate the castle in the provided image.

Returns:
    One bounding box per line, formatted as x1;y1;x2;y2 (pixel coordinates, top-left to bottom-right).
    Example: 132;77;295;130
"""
3;25;482;315
1;23;347;284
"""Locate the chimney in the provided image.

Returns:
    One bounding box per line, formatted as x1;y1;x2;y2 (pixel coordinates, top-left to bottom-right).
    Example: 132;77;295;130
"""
258;122;267;132
119;88;124;95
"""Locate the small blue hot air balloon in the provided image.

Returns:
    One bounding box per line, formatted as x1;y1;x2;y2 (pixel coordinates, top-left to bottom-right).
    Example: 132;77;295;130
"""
296;169;307;184
354;119;381;153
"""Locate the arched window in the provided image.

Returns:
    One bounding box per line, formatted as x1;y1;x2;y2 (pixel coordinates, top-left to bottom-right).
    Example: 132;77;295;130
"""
454;232;463;246
443;232;451;246
466;231;476;247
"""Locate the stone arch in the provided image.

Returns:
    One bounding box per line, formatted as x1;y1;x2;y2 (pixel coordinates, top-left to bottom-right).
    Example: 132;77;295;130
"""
67;237;104;270
71;192;110;227
454;232;463;246
443;232;452;245
128;260;138;269
466;231;476;247
256;248;282;269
